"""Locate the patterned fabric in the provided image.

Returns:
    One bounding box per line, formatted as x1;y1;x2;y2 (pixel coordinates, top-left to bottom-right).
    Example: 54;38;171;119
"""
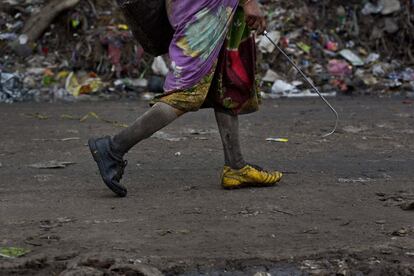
153;0;260;115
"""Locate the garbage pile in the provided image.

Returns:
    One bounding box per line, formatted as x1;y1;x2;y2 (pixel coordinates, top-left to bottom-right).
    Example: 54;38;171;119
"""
0;0;413;103
258;0;414;98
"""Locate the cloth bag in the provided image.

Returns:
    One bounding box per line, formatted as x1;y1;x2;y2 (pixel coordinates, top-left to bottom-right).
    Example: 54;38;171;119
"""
116;0;174;56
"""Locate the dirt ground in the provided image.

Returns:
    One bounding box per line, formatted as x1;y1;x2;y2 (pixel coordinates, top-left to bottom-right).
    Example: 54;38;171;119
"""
0;97;413;275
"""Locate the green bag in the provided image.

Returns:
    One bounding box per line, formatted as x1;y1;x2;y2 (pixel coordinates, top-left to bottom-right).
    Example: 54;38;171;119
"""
117;0;174;56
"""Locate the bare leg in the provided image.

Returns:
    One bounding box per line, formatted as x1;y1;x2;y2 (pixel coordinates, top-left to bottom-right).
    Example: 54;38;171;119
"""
111;102;184;156
215;110;247;170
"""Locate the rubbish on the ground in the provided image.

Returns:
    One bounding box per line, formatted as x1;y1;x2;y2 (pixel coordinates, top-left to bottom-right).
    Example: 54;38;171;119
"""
401;68;414;81
153;131;186;142
0;33;18;41
258;31;280;53
297;42;311;54
23;113;49;120
361;2;384;15
339;49;364;66
32;137;80;142
338;177;373;183
365;53;380;64
141;92;156;101
174;152;182;156
266;138;289;143
262;69;281;83
151;56;169;76
342;125;368;133
325;41;338;52
1;0;413;102
120;78;148;89
29;160;76;169
327;59;352;77
271;80;298;94
65;72;105;97
400;201;414;211
0;72;29;103
380;0;401;15
0;247;30;258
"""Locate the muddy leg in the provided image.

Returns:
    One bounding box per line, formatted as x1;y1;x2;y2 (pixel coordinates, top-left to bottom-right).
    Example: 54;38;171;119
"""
215;110;247;170
111;102;184;156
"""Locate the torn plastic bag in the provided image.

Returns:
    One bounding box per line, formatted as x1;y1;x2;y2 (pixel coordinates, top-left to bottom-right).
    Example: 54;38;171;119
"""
116;0;174;56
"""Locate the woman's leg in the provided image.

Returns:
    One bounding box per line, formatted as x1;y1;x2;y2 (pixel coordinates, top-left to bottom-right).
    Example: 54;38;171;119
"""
215;109;283;189
111;102;184;156
214;109;247;170
88;102;184;197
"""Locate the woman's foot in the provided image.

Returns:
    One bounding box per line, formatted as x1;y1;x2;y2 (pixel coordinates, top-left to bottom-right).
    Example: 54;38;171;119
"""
88;136;128;197
221;164;282;189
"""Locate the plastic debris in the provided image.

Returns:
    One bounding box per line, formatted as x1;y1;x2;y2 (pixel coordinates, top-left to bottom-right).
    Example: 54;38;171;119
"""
29;160;76;169
262;69;281;83
0;0;412;102
339;49;364;67
65;72;105;97
266;138;289;143
151;56;169;76
0;72;31;103
271;80;298;94
258;31;280;53
0;247;30;258
327;59;353;77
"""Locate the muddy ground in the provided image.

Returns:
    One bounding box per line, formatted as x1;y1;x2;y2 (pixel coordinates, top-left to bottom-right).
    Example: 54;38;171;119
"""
0;97;413;275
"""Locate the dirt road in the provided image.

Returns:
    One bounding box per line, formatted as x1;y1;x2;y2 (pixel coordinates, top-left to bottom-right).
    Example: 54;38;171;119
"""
0;97;413;275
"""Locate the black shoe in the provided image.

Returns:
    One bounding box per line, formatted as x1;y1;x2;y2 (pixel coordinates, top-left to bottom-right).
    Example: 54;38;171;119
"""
88;136;128;197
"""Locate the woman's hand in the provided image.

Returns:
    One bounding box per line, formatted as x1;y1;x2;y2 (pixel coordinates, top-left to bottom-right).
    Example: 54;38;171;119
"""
242;0;267;34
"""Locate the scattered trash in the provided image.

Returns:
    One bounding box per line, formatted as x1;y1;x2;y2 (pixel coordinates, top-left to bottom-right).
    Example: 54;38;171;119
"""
339;49;364;67
266;138;289;143
0;247;30;258
258;31;280;53
29;160;76;169
151;56;169;76
153;131;186;142
338;177;374;183
262;69;281;83
0;0;413;102
0;72;31;103
23;113;49;120
271;80;299;94
327;60;353;77
65;72;105;97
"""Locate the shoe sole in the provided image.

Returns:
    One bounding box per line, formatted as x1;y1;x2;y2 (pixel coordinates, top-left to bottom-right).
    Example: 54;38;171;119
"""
222;175;283;190
222;182;279;190
88;138;127;197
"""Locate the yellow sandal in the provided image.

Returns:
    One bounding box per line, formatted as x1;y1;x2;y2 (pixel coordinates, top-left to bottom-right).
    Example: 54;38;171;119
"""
221;164;283;189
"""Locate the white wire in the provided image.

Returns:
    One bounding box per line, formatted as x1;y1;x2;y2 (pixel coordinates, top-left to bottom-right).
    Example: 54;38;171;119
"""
263;31;339;137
